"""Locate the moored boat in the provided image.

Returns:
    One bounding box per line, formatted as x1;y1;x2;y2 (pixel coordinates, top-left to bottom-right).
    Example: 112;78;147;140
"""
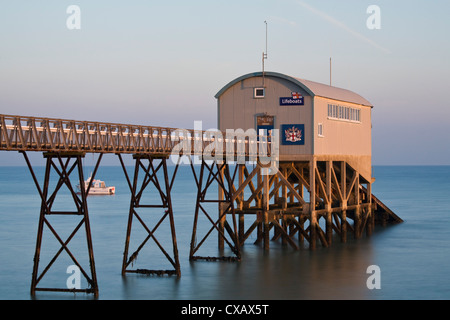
77;176;115;195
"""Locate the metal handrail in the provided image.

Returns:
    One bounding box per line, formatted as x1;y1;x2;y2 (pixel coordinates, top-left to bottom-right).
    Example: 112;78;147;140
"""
0;114;272;158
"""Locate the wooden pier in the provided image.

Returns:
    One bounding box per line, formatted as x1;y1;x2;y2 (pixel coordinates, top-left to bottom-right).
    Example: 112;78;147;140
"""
188;157;401;261
0;113;401;297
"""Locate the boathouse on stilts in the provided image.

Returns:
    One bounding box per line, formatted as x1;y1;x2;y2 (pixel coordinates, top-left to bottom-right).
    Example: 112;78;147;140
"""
188;71;402;261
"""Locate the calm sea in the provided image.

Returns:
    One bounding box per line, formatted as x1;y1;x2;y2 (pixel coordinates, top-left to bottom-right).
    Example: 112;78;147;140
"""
0;164;449;300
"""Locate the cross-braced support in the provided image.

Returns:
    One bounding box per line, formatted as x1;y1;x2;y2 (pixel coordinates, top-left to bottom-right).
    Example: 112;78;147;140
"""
21;151;100;297
118;154;180;277
189;158;241;261
210;159;387;252
230;162;307;251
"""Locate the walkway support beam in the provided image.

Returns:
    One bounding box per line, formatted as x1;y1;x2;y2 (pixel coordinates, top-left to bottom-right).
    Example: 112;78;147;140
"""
22;151;100;297
118;154;181;277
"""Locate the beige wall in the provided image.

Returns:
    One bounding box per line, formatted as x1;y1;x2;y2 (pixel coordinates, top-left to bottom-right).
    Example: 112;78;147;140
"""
313;97;372;179
314;97;372;156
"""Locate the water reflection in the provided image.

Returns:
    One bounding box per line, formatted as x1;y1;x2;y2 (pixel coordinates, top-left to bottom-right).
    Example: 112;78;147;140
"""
173;236;376;300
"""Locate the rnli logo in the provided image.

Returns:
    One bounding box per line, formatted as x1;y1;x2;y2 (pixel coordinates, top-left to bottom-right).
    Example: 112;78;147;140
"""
284;126;302;143
281;124;305;145
291;92;302;99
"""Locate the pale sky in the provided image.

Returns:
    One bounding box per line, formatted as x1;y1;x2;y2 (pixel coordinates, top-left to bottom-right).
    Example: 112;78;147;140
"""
1;0;449;165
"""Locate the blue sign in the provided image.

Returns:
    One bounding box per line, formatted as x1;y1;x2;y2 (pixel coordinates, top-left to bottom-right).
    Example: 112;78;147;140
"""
281;124;305;145
279;97;304;106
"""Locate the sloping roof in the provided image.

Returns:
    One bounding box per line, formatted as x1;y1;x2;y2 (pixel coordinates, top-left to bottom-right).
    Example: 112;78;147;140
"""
215;71;373;107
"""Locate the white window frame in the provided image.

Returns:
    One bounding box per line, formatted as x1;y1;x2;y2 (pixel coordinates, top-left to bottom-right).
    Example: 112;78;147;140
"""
253;87;265;99
327;103;361;123
318;123;324;137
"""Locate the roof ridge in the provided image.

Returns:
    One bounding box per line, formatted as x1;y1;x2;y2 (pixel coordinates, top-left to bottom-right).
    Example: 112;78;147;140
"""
215;71;372;107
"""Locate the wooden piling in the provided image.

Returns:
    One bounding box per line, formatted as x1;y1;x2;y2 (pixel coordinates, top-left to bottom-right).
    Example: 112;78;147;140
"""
309;158;317;250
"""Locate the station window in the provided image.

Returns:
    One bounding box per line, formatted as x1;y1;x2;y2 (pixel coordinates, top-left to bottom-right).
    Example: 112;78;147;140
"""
318;123;324;137
254;88;265;98
327;103;361;123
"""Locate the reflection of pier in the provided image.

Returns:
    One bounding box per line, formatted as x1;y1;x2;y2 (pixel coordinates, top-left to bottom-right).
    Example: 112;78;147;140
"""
0;113;401;297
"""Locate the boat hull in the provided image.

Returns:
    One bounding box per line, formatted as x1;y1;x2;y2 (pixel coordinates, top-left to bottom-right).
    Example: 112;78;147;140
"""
84;187;115;195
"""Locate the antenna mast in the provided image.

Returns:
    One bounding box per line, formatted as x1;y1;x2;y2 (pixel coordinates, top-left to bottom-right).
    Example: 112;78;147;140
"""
262;21;268;86
329;57;332;86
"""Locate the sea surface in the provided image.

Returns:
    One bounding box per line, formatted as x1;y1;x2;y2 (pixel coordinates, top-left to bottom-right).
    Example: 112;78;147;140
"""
0;163;450;300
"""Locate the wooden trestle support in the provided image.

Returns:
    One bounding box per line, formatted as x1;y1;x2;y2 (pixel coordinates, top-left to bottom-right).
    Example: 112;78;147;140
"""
22;151;100;297
189;158;402;256
118;154;180;277
189;158;241;261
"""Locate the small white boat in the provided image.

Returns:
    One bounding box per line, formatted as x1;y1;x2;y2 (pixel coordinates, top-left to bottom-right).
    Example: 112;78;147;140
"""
78;176;115;195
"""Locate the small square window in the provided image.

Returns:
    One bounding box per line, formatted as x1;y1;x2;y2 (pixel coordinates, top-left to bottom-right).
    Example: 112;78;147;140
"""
254;88;265;98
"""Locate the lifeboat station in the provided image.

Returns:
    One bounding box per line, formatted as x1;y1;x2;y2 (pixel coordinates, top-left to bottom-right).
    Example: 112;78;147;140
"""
191;71;402;258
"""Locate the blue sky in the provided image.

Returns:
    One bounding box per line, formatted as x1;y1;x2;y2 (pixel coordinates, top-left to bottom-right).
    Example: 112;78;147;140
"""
1;0;449;165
